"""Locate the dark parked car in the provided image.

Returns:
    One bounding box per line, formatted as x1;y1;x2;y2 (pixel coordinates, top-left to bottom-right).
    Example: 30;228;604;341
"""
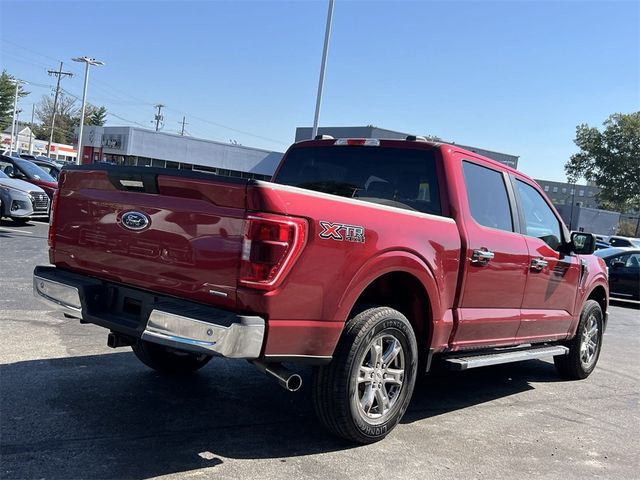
23;157;63;180
595;247;640;300
0;154;58;199
608;236;640;248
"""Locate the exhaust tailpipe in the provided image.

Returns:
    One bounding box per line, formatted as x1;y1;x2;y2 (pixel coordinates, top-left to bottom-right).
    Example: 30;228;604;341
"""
252;361;302;392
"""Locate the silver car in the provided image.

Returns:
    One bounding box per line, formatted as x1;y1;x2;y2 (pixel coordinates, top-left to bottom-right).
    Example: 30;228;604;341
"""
0;170;50;224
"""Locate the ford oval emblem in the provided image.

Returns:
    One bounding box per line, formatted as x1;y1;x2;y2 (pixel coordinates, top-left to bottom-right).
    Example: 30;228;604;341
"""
120;211;150;231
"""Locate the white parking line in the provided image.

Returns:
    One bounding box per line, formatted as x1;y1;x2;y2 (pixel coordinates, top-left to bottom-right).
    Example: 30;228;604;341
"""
0;226;33;234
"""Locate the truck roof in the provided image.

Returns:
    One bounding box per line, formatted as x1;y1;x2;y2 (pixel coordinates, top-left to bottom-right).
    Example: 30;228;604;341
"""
292;137;523;178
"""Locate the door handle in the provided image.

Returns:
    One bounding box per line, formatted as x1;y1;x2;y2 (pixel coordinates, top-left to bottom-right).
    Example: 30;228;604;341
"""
471;249;495;265
530;257;548;271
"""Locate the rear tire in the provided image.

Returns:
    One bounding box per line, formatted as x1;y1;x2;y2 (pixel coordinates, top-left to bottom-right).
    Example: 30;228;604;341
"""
554;300;603;379
132;340;212;374
312;307;418;444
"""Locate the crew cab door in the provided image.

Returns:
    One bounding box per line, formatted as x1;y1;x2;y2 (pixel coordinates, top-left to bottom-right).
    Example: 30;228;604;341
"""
452;158;529;349
512;177;581;341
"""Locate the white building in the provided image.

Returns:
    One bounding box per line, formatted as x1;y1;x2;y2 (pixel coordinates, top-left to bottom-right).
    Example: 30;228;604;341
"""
77;126;283;180
1;124;77;161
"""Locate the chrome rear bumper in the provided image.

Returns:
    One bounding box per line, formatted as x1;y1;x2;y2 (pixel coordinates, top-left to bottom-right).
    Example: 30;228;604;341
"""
142;309;264;358
33;266;265;359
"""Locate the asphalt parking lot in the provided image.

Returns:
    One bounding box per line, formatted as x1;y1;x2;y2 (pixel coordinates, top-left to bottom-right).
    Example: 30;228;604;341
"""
1;219;639;480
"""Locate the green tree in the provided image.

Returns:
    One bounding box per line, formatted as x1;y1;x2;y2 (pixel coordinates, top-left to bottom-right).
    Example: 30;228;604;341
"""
85;105;107;126
32;94;108;144
565;112;640;212
33;93;79;144
0;70;29;130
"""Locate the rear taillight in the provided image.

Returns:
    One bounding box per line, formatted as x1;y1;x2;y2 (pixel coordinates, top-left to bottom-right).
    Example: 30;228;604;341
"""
48;188;60;248
239;213;307;290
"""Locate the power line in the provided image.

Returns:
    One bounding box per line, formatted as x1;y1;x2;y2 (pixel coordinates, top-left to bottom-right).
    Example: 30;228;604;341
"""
1;39;63;64
3;42;288;146
164;107;287;145
106;111;149;129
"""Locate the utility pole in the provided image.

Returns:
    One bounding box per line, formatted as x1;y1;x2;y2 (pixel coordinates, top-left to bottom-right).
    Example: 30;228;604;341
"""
311;0;335;139
179;116;188;135
47;62;73;156
29;104;35;154
154;104;165;131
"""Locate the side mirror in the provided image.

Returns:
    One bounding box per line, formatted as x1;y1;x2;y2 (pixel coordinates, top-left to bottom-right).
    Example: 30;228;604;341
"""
571;232;596;255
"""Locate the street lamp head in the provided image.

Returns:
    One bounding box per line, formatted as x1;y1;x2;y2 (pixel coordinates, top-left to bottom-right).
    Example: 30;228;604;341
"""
72;56;105;66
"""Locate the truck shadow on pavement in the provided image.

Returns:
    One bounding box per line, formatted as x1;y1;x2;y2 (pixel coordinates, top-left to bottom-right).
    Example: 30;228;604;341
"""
1;351;561;479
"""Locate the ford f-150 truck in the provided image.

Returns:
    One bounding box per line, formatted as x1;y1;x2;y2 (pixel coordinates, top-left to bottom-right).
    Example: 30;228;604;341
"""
33;136;608;443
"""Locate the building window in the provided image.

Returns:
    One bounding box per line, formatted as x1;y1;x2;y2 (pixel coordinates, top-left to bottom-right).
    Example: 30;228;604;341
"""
552;186;558;193
570;188;575;195
544;185;550;192
579;190;585;197
559;199;566;205
193;165;218;174
151;159;165;168
561;188;567;193
588;191;594;197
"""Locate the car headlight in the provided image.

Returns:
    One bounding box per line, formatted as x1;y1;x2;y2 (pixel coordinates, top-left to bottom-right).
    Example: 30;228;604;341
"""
7;187;29;197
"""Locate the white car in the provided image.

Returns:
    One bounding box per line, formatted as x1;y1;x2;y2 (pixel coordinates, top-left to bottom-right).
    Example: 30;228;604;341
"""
0;170;50;224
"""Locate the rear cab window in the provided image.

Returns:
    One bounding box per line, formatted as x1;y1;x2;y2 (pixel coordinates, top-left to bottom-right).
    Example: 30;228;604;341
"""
274;145;442;215
462;160;514;232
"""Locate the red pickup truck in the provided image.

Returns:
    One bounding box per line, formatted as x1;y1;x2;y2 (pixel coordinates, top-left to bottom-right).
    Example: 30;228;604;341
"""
34;136;608;443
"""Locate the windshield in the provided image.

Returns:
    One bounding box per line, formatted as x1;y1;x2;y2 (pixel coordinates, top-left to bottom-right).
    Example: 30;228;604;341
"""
274;146;442;215
14;158;57;182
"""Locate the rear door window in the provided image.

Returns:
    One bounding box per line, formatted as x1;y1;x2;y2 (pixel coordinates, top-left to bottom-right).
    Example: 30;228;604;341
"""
274;146;442;215
462;161;513;232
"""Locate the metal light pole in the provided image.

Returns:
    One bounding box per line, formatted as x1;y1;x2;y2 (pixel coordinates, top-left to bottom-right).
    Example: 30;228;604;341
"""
311;0;335;140
569;183;576;230
72;56;104;165
9;79;25;154
29;104;35;154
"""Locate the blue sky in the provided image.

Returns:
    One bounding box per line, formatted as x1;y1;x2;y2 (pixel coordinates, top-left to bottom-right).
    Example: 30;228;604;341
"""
1;0;638;182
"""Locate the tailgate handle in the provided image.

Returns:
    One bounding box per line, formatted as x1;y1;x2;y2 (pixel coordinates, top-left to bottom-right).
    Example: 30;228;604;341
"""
108;171;159;193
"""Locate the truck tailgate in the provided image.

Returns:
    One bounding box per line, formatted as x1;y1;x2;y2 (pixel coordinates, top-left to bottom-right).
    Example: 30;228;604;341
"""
52;166;248;309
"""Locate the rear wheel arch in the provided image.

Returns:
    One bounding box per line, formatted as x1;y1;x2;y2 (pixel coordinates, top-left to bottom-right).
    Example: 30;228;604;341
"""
337;252;442;357
349;271;432;349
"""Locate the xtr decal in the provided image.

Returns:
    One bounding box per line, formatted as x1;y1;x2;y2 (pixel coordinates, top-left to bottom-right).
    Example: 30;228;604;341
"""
319;221;365;243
